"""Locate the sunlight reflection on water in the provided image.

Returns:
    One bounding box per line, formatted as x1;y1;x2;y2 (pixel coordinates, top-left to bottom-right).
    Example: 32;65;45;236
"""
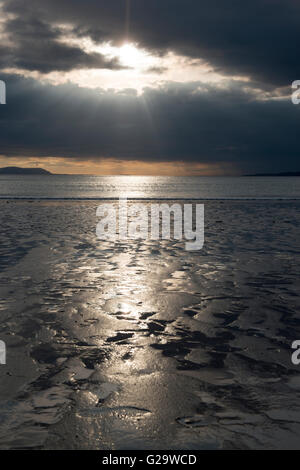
0;175;300;199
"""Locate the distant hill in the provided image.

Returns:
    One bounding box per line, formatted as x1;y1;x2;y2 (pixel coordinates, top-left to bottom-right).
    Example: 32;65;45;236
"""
246;171;300;177
0;166;52;175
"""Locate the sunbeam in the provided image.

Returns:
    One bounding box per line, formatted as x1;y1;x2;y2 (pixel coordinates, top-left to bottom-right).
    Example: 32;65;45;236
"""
125;0;131;40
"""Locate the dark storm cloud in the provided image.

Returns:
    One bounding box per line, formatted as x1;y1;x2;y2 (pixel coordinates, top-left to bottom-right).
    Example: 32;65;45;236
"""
2;0;300;85
1;14;125;72
0;73;299;174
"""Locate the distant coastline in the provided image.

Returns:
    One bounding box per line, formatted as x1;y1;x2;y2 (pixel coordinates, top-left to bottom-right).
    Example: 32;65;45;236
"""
0;166;52;175
245;171;300;177
0;167;299;177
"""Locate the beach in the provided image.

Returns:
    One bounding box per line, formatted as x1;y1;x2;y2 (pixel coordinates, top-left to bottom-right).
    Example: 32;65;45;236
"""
0;199;300;449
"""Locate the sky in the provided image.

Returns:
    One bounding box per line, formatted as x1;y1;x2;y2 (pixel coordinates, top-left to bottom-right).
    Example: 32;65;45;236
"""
0;0;299;175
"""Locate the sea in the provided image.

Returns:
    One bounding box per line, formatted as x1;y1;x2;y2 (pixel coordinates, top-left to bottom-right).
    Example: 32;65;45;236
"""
0;175;299;199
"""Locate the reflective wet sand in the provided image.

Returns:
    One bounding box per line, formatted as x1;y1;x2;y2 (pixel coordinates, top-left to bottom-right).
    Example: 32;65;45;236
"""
0;200;300;449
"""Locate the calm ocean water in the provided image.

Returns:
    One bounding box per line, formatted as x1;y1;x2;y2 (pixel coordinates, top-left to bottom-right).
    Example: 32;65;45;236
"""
0;175;299;199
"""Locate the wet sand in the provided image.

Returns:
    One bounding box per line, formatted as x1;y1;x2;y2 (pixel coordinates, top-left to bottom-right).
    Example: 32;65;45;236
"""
0;200;300;449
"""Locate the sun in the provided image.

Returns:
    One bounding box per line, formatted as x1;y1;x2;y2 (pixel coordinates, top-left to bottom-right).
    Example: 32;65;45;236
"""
118;43;152;68
78;39;156;72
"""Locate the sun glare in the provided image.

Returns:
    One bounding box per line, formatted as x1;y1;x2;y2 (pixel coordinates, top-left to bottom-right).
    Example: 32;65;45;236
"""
22;36;228;93
88;41;154;71
118;43;151;68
